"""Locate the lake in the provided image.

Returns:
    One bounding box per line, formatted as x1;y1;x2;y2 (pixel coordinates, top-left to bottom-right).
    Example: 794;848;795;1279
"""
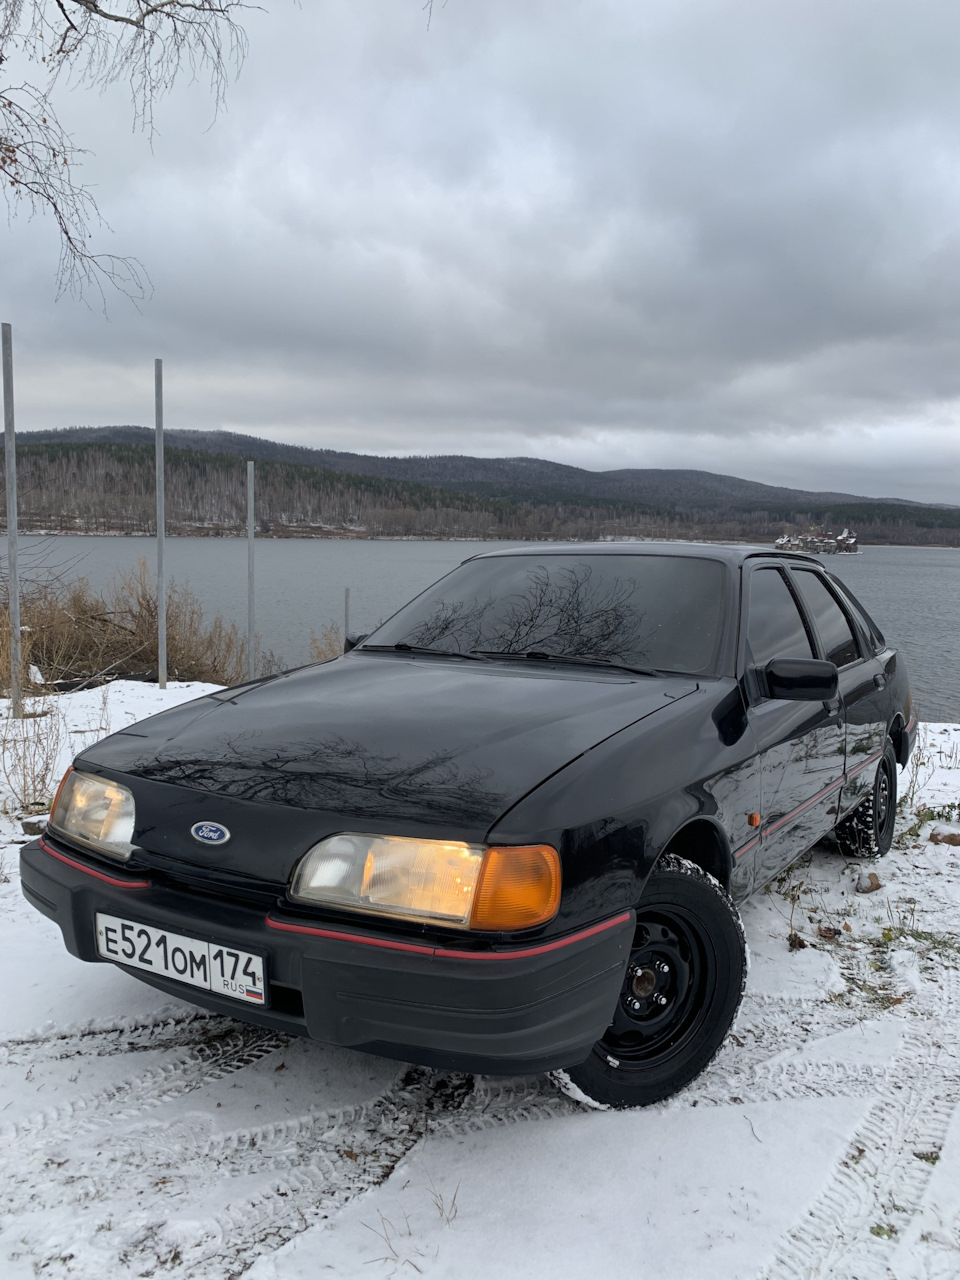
19;536;960;722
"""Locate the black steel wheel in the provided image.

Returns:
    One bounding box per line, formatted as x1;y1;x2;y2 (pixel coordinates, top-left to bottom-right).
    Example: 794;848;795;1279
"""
554;854;746;1109
834;739;897;859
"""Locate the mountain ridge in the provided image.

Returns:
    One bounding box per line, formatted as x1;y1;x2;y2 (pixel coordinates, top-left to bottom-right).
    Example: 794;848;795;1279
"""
18;425;949;513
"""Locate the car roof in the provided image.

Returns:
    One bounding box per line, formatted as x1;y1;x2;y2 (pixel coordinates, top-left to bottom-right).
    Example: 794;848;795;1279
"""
462;541;824;568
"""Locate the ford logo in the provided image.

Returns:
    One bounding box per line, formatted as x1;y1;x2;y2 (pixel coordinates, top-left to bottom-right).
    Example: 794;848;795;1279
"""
191;821;231;846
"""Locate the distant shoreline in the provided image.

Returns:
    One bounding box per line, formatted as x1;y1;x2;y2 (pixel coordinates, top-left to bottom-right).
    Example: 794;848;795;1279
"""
8;437;958;546
9;528;960;549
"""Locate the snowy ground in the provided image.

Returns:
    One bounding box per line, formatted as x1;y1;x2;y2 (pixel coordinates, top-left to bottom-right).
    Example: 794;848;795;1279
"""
1;684;959;1279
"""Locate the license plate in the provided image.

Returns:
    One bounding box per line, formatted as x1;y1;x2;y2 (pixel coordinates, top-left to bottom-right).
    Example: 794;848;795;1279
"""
95;913;267;1006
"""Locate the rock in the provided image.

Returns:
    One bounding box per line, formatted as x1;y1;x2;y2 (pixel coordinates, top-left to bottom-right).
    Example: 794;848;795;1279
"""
21;817;47;836
856;870;883;894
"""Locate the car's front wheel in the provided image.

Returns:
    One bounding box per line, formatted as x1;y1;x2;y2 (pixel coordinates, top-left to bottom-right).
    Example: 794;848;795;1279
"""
553;854;746;1109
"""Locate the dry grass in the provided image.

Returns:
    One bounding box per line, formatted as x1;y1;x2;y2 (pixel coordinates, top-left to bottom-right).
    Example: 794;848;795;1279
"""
0;559;280;690
309;621;344;663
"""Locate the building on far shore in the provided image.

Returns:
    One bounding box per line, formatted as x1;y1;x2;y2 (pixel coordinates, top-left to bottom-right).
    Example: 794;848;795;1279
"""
774;527;859;555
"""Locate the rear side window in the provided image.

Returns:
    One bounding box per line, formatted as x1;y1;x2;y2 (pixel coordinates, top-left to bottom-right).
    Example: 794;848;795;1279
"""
746;568;814;667
828;575;886;653
790;570;860;668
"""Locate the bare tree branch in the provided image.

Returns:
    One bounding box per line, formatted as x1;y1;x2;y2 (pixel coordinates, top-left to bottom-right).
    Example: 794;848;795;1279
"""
1;1;253;302
1;78;147;305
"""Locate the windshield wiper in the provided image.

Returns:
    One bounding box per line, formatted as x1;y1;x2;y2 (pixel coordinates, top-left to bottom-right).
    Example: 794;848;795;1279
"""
471;650;661;677
359;643;487;661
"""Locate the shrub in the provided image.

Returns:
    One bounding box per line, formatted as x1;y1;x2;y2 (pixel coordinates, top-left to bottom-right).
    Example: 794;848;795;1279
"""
308;621;344;663
0;558;280;690
0;697;66;811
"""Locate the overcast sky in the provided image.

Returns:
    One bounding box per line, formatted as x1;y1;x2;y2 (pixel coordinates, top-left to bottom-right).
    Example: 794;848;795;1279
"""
5;0;960;503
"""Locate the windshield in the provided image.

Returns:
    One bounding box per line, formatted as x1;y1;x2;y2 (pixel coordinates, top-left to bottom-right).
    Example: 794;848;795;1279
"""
362;554;726;674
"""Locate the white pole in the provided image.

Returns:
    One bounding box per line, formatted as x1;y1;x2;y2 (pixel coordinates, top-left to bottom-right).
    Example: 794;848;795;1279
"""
1;323;22;718
155;358;167;689
344;586;350;644
247;460;255;681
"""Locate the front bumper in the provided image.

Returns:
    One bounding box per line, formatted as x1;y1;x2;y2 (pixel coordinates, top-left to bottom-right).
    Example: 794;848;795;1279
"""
20;837;634;1075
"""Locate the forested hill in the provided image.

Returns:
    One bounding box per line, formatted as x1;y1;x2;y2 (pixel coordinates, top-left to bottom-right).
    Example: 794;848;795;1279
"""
19;424;932;507
7;431;960;545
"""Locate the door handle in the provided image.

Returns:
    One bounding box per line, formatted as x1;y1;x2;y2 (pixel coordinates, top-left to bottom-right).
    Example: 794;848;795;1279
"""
874;674;886;690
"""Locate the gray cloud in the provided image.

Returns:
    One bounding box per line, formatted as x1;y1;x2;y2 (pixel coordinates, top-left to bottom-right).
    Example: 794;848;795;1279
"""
5;0;960;502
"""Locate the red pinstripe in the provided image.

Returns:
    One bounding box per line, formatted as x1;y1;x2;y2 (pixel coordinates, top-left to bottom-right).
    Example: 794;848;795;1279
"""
38;837;150;888
265;910;632;960
734;745;887;859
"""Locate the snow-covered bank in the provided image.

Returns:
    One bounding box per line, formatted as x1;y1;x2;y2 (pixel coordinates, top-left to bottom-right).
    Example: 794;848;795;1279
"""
0;684;958;1279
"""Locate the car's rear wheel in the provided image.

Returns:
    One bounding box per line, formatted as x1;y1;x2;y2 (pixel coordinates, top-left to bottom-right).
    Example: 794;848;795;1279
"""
553;855;746;1109
834;739;897;859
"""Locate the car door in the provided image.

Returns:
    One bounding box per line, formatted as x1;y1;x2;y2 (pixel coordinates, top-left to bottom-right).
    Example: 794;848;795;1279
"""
789;566;888;819
741;562;846;887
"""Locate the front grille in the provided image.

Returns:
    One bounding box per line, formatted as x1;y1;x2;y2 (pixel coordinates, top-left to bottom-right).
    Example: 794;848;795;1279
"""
132;850;283;910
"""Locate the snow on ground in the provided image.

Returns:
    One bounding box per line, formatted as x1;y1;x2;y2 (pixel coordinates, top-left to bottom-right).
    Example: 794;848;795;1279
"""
1;685;959;1279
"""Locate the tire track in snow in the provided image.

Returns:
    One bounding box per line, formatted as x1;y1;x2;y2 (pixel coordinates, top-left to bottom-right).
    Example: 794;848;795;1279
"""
0;975;878;1273
63;1070;575;1280
3;996;868;1231
0;1009;221;1067
0;894;915;1277
678;1057;893;1109
1;1063;570;1236
9;1068;475;1279
6;1023;894;1280
757;964;960;1280
0;1023;286;1158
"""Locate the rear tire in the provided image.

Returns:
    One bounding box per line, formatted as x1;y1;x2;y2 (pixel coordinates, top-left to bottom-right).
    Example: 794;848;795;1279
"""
834;740;897;859
553;855;746;1109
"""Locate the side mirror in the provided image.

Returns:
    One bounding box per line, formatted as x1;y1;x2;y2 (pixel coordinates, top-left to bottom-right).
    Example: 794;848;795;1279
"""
764;657;838;702
343;632;368;653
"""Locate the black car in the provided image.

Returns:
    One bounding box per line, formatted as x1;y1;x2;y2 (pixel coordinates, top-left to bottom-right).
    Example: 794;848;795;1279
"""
22;543;916;1108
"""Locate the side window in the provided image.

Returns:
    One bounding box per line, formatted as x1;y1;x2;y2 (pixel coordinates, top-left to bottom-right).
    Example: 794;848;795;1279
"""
746;568;814;667
791;570;860;667
827;575;885;653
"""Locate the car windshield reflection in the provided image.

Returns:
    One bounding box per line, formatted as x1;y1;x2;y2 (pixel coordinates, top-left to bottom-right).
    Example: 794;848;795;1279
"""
361;554;726;675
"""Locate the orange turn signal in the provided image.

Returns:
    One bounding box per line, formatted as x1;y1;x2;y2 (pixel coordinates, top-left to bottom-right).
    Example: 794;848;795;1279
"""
470;844;561;931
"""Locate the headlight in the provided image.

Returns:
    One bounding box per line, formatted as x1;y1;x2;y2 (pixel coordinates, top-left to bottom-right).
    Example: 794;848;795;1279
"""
49;768;137;862
290;833;561;931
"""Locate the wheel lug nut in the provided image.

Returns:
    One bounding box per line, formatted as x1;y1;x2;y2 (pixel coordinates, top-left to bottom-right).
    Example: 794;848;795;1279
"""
626;996;642;1012
654;994;669;1006
655;961;670;974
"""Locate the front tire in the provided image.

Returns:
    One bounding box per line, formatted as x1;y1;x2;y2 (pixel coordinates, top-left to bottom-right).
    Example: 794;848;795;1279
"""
554;855;746;1109
834;739;897;859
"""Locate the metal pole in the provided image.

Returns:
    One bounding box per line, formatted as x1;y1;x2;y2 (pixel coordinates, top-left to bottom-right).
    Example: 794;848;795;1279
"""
344;586;350;645
155;358;167;689
247;460;255;681
1;323;22;718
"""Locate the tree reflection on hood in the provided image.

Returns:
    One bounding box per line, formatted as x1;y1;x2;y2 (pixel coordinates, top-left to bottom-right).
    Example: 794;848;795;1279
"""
369;554;724;674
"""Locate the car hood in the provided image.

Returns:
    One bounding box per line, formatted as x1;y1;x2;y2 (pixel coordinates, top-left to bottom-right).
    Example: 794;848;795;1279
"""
80;654;697;846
